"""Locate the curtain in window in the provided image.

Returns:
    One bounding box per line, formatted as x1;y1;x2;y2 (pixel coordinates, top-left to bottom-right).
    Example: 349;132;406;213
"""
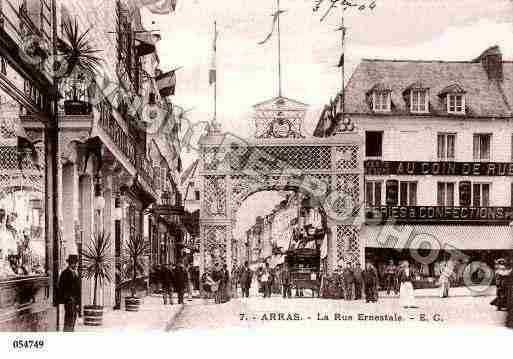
374;182;381;206
447;135;455;159
459;181;471;206
408;182;417;206
386;180;398;206
446;183;454;206
482;184;490;206
437;182;444;206
480;135;490;160
473;135;479;160
400;182;408;206
437;134;445;159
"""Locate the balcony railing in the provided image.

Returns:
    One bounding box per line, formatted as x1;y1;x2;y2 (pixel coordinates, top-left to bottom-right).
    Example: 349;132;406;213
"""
96;99;136;165
136;154;156;189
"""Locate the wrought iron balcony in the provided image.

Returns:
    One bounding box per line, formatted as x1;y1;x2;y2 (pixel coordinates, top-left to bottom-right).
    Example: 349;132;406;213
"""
135;154;156;191
96;99;137;165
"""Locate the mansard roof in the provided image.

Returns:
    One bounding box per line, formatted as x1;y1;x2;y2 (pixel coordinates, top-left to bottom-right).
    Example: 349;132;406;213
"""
344;56;513;117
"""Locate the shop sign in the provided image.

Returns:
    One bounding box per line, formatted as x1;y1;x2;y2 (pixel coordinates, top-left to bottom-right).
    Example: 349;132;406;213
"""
365;160;513;176
365;206;513;224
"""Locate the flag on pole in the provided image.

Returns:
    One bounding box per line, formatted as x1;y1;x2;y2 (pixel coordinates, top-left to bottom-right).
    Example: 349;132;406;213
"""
144;0;177;14
156;70;176;96
209;27;218;85
258;9;287;45
337;53;344;68
336;25;346;67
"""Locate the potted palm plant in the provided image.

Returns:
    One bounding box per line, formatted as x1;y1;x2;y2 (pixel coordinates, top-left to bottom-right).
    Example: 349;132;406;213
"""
58;18;102;115
122;234;150;312
80;230;113;326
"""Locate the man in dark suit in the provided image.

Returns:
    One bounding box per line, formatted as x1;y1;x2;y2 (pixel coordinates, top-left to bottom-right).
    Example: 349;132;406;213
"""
281;264;292;298
353;263;364;300
161;264;175;305
173;262;188;304
343;264;355;300
239;261;252;298
57;254;81;332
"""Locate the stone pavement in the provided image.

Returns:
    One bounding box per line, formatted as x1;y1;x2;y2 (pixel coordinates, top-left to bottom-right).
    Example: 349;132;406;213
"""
169;285;507;331
76;295;184;332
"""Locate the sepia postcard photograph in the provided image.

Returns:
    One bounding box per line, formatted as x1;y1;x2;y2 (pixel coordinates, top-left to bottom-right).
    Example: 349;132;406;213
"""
1;0;513;356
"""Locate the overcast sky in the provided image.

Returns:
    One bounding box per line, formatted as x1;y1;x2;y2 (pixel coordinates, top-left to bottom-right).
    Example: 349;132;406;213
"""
142;0;513;238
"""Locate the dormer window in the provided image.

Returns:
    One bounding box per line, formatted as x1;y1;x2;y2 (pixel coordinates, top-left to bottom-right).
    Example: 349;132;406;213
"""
439;83;466;115
410;89;428;113
447;94;465;114
372;91;391;112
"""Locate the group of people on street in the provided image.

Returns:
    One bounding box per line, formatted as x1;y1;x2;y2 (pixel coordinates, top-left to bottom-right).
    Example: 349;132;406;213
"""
322;262;379;303
160;262;189;305
201;262;231;304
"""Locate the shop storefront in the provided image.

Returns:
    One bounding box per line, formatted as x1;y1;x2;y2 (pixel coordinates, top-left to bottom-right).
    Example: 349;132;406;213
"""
363;224;513;289
0;0;57;330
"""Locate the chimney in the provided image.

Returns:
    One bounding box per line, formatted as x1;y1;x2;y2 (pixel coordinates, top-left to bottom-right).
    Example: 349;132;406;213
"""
475;46;503;81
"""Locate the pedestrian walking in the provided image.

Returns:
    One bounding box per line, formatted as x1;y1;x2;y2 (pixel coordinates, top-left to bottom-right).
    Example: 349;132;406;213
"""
239;261;252;298
212;262;223;303
342;264;355;300
363;262;379;303
384;260;397;295
281;263;292;298
398;261;416;308
353;263;364;300
261;263;272;298
491;259;511;311
57;254;81;332
173;262;188;304
231;265;239;298
220;264;231;303
439;260;454;298
161;264;174;305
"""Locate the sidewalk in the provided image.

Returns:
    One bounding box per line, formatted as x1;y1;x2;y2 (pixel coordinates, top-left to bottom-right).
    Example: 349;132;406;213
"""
76;295;184;332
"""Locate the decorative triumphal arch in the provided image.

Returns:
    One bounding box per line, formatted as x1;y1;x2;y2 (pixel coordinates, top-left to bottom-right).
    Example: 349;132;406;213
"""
198;96;364;275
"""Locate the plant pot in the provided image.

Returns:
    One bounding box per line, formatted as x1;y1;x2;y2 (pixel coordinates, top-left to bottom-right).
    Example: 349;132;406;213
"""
83;305;103;326
125;297;142;312
64;100;92;115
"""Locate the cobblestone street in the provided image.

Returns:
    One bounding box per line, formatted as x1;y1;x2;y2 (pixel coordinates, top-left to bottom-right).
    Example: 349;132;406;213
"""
169;286;506;331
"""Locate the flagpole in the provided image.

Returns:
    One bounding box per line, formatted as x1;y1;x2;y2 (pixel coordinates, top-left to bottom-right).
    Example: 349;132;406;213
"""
340;15;345;114
277;0;282;97
214;21;217;123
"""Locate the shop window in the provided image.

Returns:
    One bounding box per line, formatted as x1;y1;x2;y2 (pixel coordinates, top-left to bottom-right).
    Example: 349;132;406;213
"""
437;182;455;206
365;131;383;157
399;181;417;206
473;134;491;161
365;181;382;207
0;98;46;280
385;180;398;206
437;133;455;160
472;183;490;207
459;181;471;206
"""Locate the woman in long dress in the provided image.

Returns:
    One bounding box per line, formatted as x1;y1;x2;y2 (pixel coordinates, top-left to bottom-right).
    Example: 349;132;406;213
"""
398;261;416;308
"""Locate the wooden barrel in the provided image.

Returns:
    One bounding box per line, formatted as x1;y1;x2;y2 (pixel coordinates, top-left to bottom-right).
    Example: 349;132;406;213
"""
83;305;103;326
125;297;142;312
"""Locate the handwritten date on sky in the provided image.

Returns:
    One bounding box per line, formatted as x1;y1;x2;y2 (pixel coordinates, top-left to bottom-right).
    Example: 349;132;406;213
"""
313;0;377;21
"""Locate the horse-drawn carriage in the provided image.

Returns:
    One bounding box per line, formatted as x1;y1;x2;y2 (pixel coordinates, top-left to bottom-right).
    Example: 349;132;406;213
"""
285;248;321;297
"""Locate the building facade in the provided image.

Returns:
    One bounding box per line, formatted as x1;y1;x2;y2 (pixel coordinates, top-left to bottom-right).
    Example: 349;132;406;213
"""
0;0;58;331
314;45;513;284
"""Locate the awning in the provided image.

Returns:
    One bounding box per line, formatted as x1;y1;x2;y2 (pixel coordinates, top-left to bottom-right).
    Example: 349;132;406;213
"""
363;224;513;251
